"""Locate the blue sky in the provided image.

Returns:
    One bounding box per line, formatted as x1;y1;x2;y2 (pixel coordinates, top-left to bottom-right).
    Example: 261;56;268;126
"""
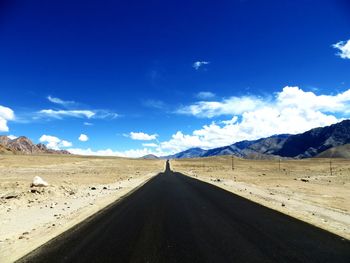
0;0;350;157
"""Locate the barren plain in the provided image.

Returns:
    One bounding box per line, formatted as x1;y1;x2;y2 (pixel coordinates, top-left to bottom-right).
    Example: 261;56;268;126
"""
0;155;164;262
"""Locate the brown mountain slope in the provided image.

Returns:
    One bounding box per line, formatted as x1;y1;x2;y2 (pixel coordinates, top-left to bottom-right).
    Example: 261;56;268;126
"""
0;136;71;155
317;144;350;158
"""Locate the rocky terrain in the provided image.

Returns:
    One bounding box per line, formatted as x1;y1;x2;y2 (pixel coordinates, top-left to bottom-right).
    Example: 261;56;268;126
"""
0;136;70;155
164;119;350;159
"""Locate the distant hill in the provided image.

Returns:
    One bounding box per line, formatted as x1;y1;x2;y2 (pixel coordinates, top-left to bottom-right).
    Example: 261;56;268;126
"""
140;154;159;159
317;144;350;159
165;120;350;159
0;136;71;155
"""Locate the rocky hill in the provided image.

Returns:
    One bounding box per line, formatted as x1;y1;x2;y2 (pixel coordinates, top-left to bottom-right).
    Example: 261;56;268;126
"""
273;120;350;158
0;136;71;155
165;120;350;159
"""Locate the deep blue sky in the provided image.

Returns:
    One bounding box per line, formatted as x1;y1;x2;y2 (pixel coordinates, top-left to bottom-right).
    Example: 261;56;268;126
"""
0;0;350;156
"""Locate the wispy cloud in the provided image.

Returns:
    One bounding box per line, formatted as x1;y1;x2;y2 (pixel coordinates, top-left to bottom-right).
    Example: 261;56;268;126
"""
143;99;165;109
195;91;216;100
47;96;76;107
193;61;210;70
333;38;350;59
84;122;93;126
142;143;159;147
0;105;15;132
177;96;263;118
37;109;118;120
38;109;96;119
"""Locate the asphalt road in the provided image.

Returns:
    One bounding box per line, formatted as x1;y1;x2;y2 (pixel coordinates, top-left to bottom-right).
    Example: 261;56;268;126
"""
19;161;350;263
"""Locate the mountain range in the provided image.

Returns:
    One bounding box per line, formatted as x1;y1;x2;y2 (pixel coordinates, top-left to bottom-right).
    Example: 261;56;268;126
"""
163;119;350;159
0;136;70;155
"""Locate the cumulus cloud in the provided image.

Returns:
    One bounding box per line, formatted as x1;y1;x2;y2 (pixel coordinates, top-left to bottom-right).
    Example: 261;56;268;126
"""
47;96;76;107
39;135;72;150
128;132;158;141
0;105;15;132
78;134;89;142
333;39;350;59
162;86;350;153
196;91;216;100
193;61;210;70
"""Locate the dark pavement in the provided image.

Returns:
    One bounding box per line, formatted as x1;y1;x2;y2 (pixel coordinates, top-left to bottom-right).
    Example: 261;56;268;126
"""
18;161;350;263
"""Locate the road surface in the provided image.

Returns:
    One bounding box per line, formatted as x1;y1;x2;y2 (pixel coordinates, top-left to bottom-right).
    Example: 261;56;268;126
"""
19;161;350;263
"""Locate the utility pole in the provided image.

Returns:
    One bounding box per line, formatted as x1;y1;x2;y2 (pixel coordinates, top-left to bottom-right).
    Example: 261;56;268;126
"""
279;159;281;172
232;155;234;171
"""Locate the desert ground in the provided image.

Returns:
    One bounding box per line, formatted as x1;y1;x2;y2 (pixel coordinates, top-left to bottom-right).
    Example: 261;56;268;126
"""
172;156;350;240
0;155;164;263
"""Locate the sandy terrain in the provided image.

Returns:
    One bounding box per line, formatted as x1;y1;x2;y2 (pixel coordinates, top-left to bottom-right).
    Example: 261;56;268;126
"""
0;155;164;263
172;156;350;240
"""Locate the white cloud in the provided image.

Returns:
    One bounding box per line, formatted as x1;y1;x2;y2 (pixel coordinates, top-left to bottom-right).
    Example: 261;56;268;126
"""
129;132;158;141
84;122;93;126
0;105;15;132
47;96;76;107
193;61;210;70
196;91;216;100
333;39;350;59
7;135;17;140
78;134;89;142
162;86;350;153
39;135;72;150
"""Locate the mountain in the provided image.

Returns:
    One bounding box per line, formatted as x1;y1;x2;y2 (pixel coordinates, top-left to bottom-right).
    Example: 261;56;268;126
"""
0;136;71;155
140;154;159;159
166;120;350;159
165;147;207;159
317;144;350;159
274;120;350;158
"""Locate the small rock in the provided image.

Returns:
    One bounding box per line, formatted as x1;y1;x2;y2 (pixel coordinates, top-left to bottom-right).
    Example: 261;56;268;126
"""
18;236;25;239
281;203;285;207
22;232;29;235
103;187;107;190
2;193;18;199
90;187;96;190
300;178;309;182
31;176;49;187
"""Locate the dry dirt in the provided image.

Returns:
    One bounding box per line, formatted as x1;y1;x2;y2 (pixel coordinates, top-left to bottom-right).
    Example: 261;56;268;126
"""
0;155;164;263
172;156;350;240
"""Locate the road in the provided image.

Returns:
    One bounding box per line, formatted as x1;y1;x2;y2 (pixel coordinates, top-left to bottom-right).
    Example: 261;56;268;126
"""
19;161;350;263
